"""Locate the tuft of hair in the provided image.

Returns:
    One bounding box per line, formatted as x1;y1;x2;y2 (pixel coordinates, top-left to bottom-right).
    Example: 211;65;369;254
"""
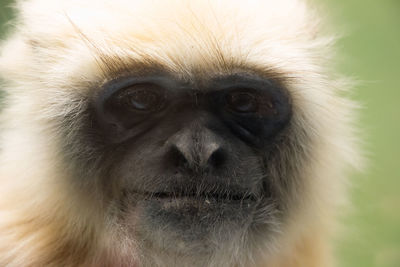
0;0;361;266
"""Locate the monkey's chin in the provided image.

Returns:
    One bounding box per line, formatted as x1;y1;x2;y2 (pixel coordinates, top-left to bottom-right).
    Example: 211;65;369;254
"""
131;195;258;252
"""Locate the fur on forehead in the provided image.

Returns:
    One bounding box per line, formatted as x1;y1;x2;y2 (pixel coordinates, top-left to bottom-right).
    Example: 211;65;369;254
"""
0;0;332;89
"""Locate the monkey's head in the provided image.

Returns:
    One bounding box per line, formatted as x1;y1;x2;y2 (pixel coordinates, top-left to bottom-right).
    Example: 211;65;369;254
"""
0;0;359;266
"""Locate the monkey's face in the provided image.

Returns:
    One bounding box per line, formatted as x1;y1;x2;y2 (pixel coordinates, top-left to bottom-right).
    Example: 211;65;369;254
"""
88;71;291;253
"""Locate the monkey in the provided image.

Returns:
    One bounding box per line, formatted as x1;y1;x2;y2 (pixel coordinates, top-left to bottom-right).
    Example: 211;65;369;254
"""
0;0;360;266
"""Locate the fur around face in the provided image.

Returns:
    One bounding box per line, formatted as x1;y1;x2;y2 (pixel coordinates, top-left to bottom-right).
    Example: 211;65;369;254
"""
0;0;360;266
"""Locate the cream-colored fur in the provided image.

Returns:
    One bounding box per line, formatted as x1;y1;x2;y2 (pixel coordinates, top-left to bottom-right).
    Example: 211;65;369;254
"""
0;0;360;266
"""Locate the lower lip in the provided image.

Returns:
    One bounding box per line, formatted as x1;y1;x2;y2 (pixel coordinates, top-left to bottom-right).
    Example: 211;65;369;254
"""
145;195;257;207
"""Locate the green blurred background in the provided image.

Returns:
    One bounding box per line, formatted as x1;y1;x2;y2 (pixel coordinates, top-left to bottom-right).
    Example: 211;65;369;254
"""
323;1;400;267
0;0;399;266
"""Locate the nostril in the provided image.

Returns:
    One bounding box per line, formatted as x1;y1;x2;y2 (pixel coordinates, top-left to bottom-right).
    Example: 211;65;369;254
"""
207;148;226;169
169;145;189;169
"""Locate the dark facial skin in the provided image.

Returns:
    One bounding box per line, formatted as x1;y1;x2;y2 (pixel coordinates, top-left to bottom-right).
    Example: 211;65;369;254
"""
89;72;292;252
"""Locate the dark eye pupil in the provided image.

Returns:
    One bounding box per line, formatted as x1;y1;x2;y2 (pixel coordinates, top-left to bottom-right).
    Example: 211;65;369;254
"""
116;84;165;112
227;92;257;113
128;90;159;111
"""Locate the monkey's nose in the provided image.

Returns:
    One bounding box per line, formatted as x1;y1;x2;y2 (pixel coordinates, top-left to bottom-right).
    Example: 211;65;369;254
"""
167;129;227;170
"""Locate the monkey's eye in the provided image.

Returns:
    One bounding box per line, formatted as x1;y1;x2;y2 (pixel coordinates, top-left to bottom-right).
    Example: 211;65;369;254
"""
226;91;258;113
116;84;166;113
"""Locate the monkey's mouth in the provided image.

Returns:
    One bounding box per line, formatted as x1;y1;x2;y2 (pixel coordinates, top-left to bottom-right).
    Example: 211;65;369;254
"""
135;190;258;204
153;191;256;203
